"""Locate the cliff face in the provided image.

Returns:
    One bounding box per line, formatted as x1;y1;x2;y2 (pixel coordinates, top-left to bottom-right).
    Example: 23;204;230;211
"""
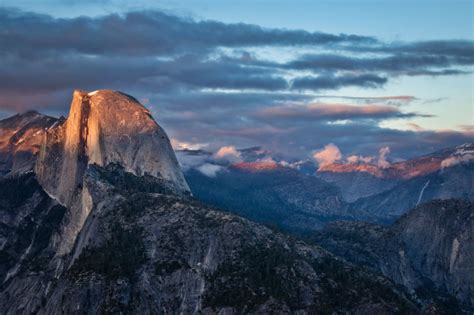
315;199;474;312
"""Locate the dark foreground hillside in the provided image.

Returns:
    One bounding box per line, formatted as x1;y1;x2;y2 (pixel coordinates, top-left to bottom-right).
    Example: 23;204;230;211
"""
0;165;418;314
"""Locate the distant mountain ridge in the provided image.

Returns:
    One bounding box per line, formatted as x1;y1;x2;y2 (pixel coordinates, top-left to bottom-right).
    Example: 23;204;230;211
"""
318;143;474;180
182;142;474;228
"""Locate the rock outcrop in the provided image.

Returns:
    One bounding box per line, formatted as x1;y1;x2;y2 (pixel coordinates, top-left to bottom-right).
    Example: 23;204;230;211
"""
32;90;190;255
35;90;189;206
315;199;474;312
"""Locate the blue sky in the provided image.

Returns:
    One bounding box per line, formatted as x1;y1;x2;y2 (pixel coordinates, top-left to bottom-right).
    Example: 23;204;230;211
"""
0;0;473;160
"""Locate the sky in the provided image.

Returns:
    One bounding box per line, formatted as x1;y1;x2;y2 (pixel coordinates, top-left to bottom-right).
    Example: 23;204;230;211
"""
0;0;473;162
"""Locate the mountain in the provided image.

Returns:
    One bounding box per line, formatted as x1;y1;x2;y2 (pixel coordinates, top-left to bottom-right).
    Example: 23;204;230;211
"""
185;166;348;233
0;90;419;314
319;143;474;180
317;143;474;202
349;163;474;223
35;90;190;205
0;111;58;176
1;164;419;314
317;170;399;202
183;143;474;229
314;199;474;312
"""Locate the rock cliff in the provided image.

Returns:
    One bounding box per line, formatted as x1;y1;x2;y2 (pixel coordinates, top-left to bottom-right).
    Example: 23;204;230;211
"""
315;199;474;312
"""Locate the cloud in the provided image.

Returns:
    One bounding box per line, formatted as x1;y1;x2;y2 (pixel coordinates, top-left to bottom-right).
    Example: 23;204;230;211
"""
440;155;474;169
377;146;391;168
196;163;223;177
316;95;416;107
440;144;474;169
0;8;374;58
171;138;208;150
0;7;472;163
175;150;211;171
0;7;472;115
255;102;429;122
347;155;374;164
291;74;387;91
313;144;342;168
285;53;473;77
406;122;424;131
314;144;391;169
213;146;243;163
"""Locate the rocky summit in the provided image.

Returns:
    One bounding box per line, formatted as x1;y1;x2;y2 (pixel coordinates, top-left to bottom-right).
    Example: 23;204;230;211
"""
0;90;421;314
0;110;58;176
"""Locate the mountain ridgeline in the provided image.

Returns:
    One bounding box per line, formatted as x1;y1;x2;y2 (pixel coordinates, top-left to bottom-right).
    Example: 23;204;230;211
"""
0;90;428;314
184;143;474;228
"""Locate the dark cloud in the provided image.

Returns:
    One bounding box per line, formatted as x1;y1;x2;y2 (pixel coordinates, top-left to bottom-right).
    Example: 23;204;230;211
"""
0;7;472;161
164;106;473;160
0;54;290;111
285;53;473;76
313;95;416;107
291;74;387;91
385;40;474;59
0;8;375;58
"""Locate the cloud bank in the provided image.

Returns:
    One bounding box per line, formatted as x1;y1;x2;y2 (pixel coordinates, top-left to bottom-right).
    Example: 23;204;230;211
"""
0;7;472;160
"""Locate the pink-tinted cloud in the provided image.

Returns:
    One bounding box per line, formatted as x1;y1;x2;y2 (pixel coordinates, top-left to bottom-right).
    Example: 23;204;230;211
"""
214;146;243;162
347;155;374;164
313;143;342;167
256;102;429;121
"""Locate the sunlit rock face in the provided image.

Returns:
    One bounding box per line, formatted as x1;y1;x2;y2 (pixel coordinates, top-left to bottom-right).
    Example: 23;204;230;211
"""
36;89;190;206
231;160;283;172
34;90;190;255
0;111;58;176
